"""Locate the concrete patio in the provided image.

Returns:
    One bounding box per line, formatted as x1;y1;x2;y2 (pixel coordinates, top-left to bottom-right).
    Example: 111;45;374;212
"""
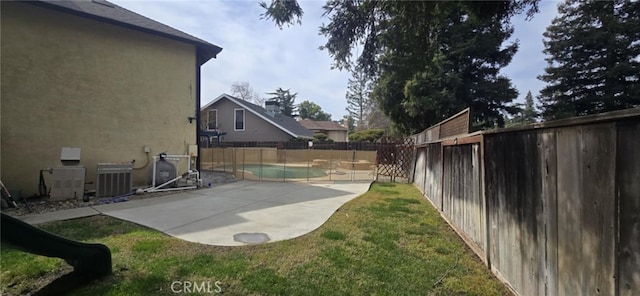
16;181;372;246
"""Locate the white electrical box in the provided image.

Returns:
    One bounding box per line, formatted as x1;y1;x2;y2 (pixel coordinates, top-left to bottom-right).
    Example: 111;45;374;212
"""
50;167;85;200
188;145;198;157
60;147;81;161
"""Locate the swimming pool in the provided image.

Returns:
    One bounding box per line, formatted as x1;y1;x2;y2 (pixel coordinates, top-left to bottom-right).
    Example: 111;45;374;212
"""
241;164;327;179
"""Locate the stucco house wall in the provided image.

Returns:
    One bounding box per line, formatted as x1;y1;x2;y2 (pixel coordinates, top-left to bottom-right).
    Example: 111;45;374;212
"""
201;99;293;142
326;130;348;142
1;2;211;196
299;119;349;142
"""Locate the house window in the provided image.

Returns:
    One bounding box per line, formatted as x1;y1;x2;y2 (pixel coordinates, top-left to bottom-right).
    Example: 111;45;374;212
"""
207;110;217;130
234;109;245;131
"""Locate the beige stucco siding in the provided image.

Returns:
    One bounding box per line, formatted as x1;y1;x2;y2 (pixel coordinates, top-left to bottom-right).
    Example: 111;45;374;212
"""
307;128;348;142
1;2;198;196
201;99;293;142
327;130;348;142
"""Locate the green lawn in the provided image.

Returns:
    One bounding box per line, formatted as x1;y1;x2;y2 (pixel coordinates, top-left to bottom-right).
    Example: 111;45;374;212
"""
0;183;510;295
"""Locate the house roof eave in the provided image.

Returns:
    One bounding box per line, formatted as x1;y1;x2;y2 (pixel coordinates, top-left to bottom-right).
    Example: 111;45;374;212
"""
28;0;222;65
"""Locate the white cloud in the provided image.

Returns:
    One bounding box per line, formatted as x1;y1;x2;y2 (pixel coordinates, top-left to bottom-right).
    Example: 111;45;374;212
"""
113;0;559;118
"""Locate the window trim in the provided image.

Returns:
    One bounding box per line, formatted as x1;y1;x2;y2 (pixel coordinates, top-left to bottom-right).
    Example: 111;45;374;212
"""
234;108;245;131
207;109;218;131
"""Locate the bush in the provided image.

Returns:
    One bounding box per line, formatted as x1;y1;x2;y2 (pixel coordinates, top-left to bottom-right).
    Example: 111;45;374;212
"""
313;133;333;142
348;129;385;142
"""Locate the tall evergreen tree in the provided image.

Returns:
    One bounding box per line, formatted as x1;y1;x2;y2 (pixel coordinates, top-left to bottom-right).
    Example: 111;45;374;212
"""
538;0;640;120
370;2;521;132
345;68;372;130
260;0;539;134
266;87;298;116
507;90;539;126
522;91;539;124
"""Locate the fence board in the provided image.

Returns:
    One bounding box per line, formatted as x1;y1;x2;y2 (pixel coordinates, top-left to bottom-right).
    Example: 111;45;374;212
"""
484;131;547;295
428;144;443;207
617;119;640;296
556;123;617;295
529;132;546;295
581;123;616;295
518;133;534;294
556;126;585;295
417;143;443;206
486;133;513;291
485;134;504;279
415;148;427;194
442;147;452;213
519;131;544;295
441;145;485;251
472;144;485;250
540;130;558;296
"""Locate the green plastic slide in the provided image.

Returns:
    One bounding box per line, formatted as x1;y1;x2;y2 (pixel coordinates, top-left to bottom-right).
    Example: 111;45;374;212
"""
1;213;111;276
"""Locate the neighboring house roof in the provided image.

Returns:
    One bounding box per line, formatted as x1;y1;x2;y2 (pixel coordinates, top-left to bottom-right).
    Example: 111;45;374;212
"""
202;94;314;139
299;119;348;131
28;0;222;64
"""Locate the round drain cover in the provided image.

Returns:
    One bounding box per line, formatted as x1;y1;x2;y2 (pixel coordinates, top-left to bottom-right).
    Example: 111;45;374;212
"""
233;232;270;244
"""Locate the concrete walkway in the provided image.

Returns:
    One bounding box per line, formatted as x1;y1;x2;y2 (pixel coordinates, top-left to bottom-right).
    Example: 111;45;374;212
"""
17;181;372;246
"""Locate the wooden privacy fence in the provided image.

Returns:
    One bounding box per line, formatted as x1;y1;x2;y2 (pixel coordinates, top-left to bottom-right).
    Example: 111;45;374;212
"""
412;108;640;296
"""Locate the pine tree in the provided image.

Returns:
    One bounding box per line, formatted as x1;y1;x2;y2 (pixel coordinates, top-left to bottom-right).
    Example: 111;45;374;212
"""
385;2;520;132
538;0;640;120
522;91;539;123
260;1;540;134
345;69;372;130
506;91;539;126
266;87;297;116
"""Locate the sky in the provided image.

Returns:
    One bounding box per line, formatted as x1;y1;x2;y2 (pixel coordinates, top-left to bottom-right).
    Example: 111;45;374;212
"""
111;0;561;120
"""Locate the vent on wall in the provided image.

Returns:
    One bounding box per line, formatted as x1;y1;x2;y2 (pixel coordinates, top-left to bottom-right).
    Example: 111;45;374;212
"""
96;163;132;198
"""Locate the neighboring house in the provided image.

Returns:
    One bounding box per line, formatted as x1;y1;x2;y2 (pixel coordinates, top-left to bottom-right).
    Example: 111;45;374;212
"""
1;0;222;197
200;94;313;144
299;120;349;142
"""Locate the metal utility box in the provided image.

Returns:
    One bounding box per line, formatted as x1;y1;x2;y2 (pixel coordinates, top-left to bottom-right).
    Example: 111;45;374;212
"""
60;147;81;161
50;167;86;200
188;144;198;157
96;163;133;198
